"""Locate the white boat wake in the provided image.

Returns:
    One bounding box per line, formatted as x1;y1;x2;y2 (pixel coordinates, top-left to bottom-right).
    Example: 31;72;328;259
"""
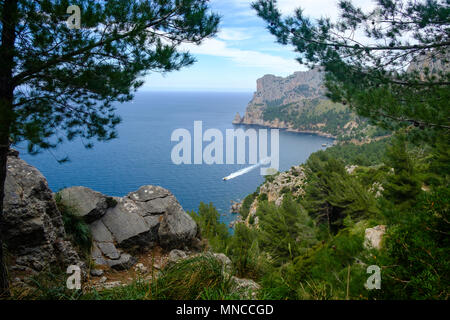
223;158;271;181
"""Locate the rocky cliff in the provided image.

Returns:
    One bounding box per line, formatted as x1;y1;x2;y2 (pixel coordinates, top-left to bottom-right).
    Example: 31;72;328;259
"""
234;69;377;140
3;150;83;280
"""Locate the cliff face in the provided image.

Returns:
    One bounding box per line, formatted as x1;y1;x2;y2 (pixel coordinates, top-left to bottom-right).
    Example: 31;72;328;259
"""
234;69;371;140
3;150;83;279
236;69;326;128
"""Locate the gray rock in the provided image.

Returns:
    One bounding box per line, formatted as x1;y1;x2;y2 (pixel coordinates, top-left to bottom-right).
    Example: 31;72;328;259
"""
97;242;121;260
58;186;112;222
3;152;83;278
231;276;261;299
101;198;153;248
92;243;107;266
107;253;137;271
90;269;104;277
128;185;171;203
212;253;233;273
89;219;114;243
158;202;197;250
168;249;188;264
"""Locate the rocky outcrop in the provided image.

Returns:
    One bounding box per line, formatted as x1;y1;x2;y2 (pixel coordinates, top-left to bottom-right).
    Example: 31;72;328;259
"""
58;186;113;223
232;112;242;125
364;225;386;250
2;150;199;280
230;201;241;214
237;69;326;128
238;165;307;228
59;185;199;270
3;151;83;278
235;69;372;141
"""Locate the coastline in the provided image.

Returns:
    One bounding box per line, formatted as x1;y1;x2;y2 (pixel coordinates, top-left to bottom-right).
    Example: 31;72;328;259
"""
232;120;337;140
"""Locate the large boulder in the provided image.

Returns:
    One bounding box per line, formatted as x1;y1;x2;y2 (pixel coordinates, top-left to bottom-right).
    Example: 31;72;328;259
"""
59;185;198;269
58;186;113;223
2;151;83;277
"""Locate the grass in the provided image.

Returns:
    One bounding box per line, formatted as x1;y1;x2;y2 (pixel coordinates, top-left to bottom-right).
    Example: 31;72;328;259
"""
148;255;239;300
11;255;246;300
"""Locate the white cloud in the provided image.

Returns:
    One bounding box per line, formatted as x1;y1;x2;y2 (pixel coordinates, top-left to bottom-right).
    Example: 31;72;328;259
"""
180;38;303;73
227;0;376;19
218;28;253;41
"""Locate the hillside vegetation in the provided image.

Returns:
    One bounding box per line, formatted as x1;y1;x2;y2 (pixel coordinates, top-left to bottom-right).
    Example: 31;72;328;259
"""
191;133;449;300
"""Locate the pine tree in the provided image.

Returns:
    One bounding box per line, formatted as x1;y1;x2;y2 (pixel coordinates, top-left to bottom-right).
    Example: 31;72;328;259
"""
383;133;422;207
257;195;318;265
252;0;450;133
0;0;219;297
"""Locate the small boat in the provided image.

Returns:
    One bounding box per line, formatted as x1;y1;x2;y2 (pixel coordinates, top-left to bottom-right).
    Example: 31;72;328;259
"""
322;144;327;147
223;177;229;181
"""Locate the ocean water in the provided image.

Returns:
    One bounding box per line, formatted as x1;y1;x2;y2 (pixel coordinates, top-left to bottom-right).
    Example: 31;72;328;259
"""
19;92;333;226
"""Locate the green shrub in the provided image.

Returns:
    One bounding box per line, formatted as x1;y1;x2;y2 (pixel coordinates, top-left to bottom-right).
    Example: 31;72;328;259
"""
149;255;236;300
189;202;230;252
240;193;257;220
257;195;318;265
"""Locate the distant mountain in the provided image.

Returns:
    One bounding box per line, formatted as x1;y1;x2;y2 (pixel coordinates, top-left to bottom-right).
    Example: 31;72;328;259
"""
234;69;388;141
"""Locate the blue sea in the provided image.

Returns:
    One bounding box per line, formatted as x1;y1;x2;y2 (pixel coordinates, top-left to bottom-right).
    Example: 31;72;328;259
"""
19;92;333;226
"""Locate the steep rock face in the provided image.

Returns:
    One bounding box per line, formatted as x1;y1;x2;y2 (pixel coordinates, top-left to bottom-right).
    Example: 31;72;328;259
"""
236;69;368;140
59;185;198;269
239;69;326;128
2;151;82;276
407;49;450;75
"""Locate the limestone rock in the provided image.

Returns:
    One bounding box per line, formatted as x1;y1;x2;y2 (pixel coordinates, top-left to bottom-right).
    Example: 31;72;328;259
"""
231;276;261;299
364;225;386;250
58;186;113;223
212;253;232;274
232;112;242;124
101;197;152;248
96;242;120;260
168;249;188;264
158;201;197;250
107;253;137;271
134;263;148;274
90;269;104;277
82;185;198;271
2;152;83;277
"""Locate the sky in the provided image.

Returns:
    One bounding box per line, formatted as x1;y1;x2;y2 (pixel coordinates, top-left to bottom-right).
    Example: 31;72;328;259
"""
142;0;375;92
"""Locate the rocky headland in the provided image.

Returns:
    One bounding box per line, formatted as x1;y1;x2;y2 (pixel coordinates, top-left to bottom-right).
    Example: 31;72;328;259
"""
233;69;379;141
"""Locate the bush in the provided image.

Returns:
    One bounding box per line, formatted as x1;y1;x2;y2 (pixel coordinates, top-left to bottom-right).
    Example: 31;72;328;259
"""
189;202;229;252
257;195;318;265
373;187;450;300
240;193;257;219
149;255;238;300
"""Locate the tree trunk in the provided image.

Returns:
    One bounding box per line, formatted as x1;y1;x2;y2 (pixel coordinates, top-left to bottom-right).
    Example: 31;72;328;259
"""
0;140;9;298
0;0;18;298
